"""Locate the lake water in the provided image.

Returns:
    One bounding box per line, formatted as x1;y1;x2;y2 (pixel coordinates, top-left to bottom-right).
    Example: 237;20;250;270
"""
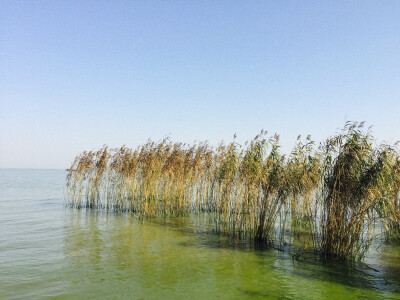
1;169;400;299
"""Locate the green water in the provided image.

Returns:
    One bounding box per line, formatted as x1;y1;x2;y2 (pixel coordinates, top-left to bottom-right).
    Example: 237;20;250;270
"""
1;169;400;299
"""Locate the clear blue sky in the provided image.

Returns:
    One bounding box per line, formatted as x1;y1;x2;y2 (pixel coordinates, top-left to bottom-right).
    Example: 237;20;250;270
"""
1;1;400;169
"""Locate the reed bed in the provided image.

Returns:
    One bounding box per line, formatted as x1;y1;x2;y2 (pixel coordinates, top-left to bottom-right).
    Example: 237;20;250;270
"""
66;122;400;259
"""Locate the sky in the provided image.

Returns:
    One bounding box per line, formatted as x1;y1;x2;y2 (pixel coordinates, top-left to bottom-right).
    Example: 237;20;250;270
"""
1;1;400;169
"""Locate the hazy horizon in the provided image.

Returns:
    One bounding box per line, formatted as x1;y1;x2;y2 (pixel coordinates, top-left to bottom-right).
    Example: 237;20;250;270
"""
1;1;400;169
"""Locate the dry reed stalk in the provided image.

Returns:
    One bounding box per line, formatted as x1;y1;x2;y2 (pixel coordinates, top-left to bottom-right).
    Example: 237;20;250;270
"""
66;122;400;259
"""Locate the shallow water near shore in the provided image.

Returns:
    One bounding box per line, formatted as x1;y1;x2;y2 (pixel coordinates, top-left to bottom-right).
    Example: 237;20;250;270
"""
1;169;400;299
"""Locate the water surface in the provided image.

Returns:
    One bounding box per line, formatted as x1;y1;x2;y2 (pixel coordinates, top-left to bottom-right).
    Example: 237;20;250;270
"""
1;169;400;299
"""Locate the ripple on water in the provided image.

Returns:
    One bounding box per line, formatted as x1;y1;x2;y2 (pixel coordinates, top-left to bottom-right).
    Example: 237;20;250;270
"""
1;169;400;299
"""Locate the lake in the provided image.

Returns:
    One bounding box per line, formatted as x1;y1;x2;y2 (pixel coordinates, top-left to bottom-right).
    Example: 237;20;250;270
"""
1;169;399;299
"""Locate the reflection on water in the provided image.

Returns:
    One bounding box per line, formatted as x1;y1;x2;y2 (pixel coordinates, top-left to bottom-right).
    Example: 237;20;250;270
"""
1;169;400;299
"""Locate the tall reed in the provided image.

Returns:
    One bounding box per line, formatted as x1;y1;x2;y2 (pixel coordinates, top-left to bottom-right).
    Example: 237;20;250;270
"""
318;123;400;258
66;122;400;259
